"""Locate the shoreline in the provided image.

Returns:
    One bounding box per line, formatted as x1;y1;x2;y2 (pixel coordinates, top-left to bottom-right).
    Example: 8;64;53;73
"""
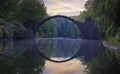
103;41;120;50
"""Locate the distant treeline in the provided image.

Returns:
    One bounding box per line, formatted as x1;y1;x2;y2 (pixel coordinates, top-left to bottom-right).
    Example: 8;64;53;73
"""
37;18;81;38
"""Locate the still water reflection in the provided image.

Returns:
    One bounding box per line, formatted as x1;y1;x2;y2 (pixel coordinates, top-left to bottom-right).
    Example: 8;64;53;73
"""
35;38;81;61
0;38;119;74
43;58;87;74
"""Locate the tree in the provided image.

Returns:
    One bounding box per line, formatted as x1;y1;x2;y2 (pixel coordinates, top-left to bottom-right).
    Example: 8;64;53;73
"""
0;0;20;21
0;0;47;38
16;0;46;23
0;0;46;23
79;0;120;39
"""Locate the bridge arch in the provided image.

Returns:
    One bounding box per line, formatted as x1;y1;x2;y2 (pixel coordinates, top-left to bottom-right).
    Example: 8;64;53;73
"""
23;15;98;63
36;15;82;31
23;15;84;39
34;15;82;63
16;14;98;40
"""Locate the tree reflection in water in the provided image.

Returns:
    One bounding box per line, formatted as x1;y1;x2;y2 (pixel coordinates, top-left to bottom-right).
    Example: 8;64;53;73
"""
0;38;120;74
0;39;45;74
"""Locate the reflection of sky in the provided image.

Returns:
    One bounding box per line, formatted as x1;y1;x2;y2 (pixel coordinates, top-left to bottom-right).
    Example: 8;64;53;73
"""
43;58;87;74
43;0;88;16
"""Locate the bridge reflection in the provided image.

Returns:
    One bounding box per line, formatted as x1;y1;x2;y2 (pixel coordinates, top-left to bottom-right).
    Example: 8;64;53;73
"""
0;38;104;63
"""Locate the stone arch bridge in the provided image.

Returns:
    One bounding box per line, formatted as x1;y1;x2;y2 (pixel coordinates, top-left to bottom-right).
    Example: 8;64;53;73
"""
23;15;98;39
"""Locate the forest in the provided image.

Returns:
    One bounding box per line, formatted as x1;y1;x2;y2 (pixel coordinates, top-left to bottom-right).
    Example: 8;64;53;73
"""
0;0;119;45
0;0;80;39
74;0;120;73
0;0;120;74
0;0;46;38
74;0;120;46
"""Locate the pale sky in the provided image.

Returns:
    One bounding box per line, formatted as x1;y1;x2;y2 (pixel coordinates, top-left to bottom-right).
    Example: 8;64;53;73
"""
43;58;87;74
43;0;88;16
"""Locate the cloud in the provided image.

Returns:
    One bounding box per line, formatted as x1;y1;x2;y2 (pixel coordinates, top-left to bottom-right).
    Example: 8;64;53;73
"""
43;0;87;16
43;58;87;74
49;0;84;11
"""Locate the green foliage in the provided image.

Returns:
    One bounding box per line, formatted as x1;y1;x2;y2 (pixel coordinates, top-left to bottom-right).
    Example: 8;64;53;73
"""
0;0;46;38
15;0;46;23
38;19;58;37
37;18;81;38
0;0;46;22
0;28;3;37
87;49;120;74
76;1;120;73
73;11;89;22
9;22;27;38
76;0;120;40
0;55;45;74
0;0;20;21
0;23;9;38
0;21;27;38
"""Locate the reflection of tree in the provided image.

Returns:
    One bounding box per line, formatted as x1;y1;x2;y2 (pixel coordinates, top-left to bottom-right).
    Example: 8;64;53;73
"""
36;39;57;57
0;40;28;57
15;56;45;74
71;40;120;74
74;40;104;62
36;38;81;58
0;40;8;55
0;39;45;74
0;43;3;53
0;55;45;74
74;40;120;74
86;49;120;74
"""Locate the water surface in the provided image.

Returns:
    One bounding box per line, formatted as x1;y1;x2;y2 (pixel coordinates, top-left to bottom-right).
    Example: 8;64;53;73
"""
0;38;107;74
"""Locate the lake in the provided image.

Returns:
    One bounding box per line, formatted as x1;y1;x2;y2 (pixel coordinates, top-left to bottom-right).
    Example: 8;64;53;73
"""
0;38;119;74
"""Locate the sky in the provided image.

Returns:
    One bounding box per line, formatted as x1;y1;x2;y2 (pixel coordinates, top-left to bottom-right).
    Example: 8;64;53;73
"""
43;58;87;74
43;0;88;16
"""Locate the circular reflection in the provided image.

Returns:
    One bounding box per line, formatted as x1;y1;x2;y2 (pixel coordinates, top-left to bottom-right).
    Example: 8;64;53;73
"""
35;38;81;62
43;58;87;74
0;39;29;58
35;15;81;62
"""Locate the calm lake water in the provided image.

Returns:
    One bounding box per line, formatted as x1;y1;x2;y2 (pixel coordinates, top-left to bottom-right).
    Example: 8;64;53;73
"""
0;38;108;74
